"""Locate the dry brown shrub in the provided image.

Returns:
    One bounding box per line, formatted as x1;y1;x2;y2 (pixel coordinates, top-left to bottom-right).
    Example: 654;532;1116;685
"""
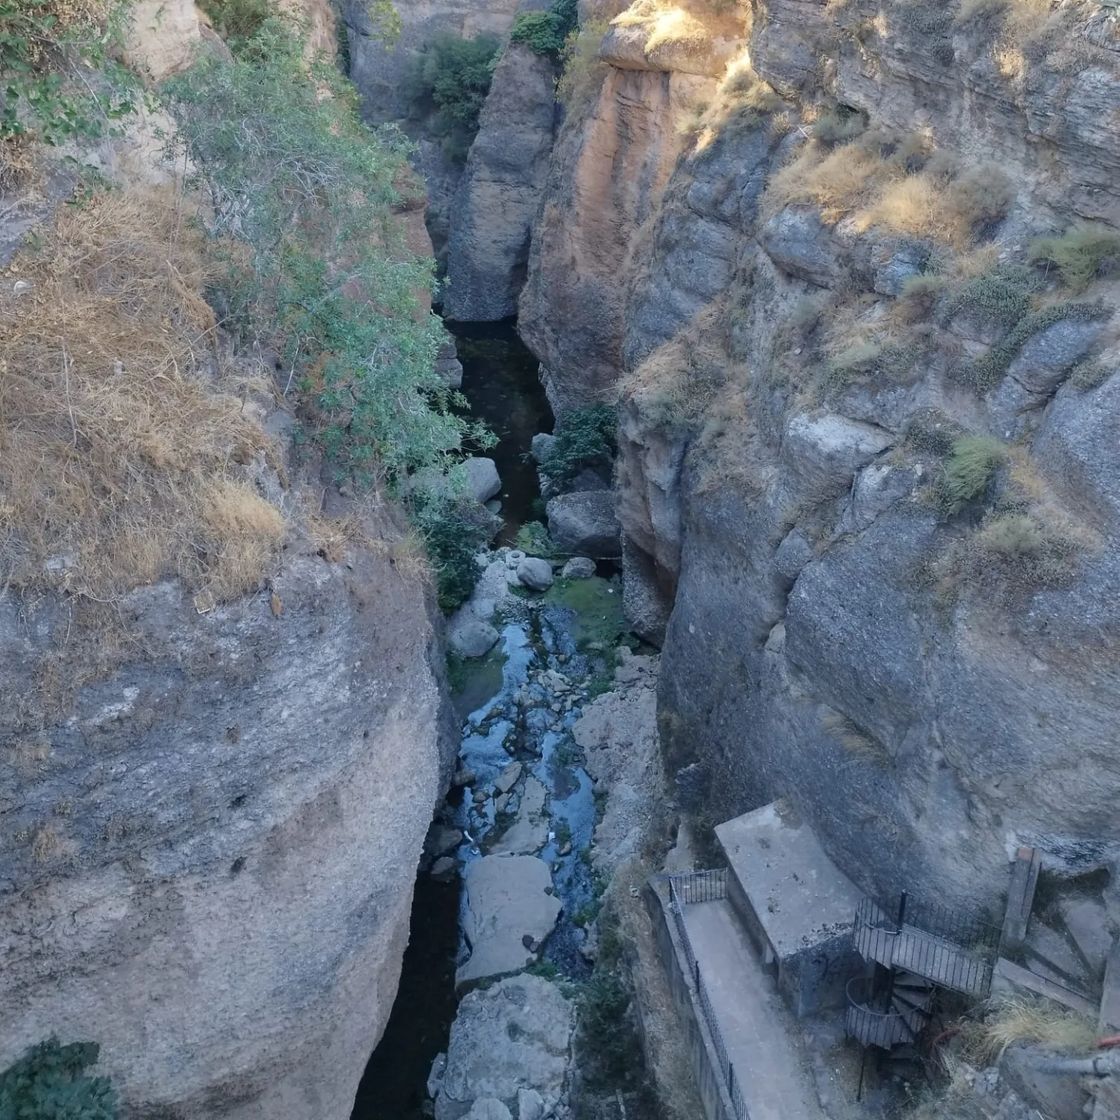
0;187;285;602
766;141;885;223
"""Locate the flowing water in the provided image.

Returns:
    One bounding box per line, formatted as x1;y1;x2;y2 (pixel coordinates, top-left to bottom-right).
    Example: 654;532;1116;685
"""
352;324;627;1119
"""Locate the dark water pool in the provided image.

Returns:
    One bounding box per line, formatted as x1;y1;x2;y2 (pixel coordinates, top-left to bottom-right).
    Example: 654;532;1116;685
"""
448;319;553;546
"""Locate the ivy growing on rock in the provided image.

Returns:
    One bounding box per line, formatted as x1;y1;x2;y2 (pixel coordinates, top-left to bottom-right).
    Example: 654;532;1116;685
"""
542;404;617;489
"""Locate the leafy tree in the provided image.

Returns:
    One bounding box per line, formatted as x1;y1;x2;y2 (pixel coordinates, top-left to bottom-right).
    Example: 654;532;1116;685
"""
542;404;617;488
164;21;487;486
0;1037;117;1119
510;0;578;58
406;32;499;162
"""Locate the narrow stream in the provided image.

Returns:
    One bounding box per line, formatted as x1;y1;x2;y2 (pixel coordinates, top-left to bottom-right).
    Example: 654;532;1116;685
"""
352;324;628;1119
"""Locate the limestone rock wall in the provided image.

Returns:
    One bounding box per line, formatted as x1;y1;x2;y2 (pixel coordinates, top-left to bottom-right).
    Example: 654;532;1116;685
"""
0;511;456;1117
444;40;559;322
523;0;1120;906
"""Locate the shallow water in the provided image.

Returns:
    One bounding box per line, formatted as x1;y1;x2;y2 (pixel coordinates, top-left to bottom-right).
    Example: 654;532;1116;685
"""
448;320;553;546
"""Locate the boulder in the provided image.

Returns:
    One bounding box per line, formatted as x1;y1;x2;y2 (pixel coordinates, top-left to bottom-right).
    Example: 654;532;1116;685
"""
516;557;555;591
434;975;573;1120
463;458;502;504
517;1089;546;1120
530;432;556;463
561;556;596;580
456;856;562;988
465;1100;512;1120
449;617;500;659
546;491;621;558
759;206;843;288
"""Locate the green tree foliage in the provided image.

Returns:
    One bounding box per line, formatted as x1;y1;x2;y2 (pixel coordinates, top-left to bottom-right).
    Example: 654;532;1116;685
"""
542;404;617;488
164;21;487;486
410;493;495;611
510;0;578;58
0;1037;117;1119
0;0;134;149
406;32;499;162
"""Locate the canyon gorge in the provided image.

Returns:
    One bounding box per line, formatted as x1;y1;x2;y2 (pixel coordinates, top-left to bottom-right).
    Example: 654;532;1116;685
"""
2;0;1120;1118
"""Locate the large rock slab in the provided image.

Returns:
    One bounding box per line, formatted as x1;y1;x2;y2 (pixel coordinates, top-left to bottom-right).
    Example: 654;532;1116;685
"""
435;975;573;1120
546;491;621;557
457;855;561;987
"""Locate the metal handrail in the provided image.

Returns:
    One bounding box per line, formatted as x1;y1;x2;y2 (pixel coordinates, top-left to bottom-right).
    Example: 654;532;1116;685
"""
669;869;749;1120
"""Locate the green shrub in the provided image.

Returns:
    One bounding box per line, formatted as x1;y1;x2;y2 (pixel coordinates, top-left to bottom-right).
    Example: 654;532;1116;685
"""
510;0;578;58
411;493;494;611
164;21;485;486
0;1037;117;1118
406;32;500;162
1029;224;1120;292
197;0;270;42
937;435;1007;513
945;264;1038;330
0;0;135;153
557;15;609;108
542;404;617;488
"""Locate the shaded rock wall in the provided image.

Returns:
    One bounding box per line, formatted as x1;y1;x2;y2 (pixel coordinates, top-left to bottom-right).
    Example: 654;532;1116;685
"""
444;40;559;322
0;510;456;1117
523;0;1120;905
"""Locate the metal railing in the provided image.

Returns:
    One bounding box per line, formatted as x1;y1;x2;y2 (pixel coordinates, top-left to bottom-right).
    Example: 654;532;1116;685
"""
668;870;750;1120
844;976;913;1050
852;893;1000;998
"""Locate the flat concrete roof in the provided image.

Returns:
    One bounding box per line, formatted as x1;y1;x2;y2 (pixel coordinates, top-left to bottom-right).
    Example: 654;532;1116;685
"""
716;801;863;958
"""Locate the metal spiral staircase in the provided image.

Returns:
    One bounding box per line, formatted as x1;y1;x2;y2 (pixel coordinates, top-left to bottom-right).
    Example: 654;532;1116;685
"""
845;891;1001;1092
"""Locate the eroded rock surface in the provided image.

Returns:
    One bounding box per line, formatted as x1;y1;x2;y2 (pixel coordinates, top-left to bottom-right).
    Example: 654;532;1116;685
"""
435;974;573;1120
522;0;1120;907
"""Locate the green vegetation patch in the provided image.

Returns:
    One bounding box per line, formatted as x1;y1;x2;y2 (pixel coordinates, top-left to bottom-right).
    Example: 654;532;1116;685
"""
937;436;1007;514
542;404;617;488
510;0;578;58
0;0;135;158
965;301;1109;392
405;32;500;162
0;1037;117;1118
411;493;496;611
543;576;629;651
1029;223;1120;293
164;21;490;488
945;264;1039;330
514;520;561;559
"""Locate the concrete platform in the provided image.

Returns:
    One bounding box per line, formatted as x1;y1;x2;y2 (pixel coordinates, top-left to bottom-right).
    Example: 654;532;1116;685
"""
716;802;863;1016
682;898;827;1120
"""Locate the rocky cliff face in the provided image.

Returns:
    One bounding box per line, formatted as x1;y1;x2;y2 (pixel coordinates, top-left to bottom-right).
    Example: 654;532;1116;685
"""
523;0;1120;906
0;6;457;1113
343;0;525;122
1;506;456;1117
444;39;559;321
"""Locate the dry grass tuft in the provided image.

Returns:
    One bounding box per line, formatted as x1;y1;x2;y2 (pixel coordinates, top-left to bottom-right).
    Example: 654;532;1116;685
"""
0;187;285;602
615;2;713;58
767;132;1014;249
963;997;1099;1060
767;141;885;223
956;0;1056;41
